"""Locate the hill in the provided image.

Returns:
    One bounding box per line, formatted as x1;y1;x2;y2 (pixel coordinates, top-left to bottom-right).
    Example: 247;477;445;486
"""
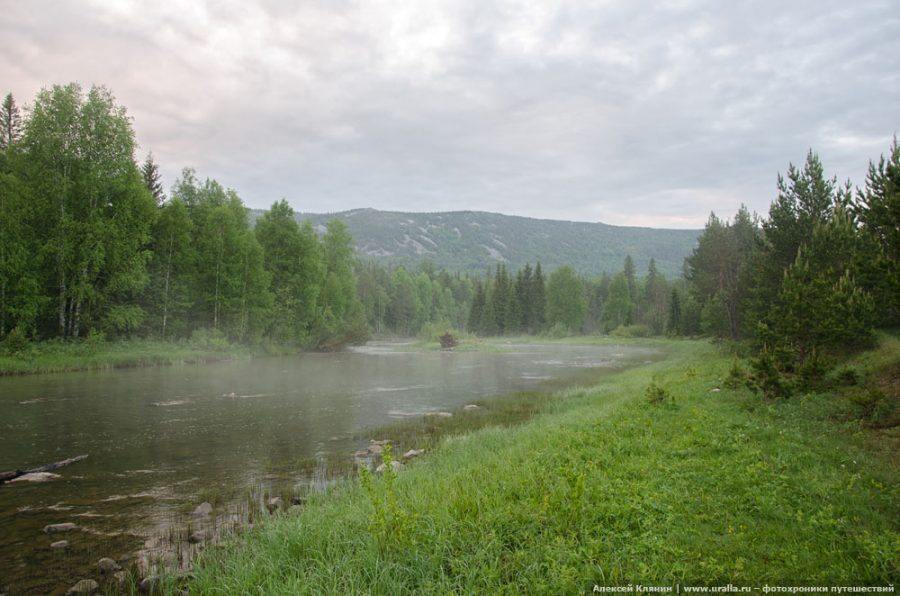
249;208;699;277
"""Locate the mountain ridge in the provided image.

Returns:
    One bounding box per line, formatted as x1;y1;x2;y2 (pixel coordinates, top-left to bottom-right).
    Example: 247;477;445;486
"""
249;207;699;277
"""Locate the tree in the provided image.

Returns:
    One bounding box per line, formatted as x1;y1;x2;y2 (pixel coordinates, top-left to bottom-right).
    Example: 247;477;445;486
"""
255;200;324;344
0;93;23;151
643;258;668;335
317;219;367;347
855;137;900;325
602;273;632;332
529;262;546;332
22;84;156;338
623;255;637;324
685;207;757;339
545;266;585;333
144;198;194;338
747;151;848;332
141;152;165;205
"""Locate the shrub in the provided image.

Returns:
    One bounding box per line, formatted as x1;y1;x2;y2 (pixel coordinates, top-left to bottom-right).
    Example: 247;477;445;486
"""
610;324;651;338
543;322;570;339
645;381;674;404
746;350;793;399
2;326;30;356
724;358;747;390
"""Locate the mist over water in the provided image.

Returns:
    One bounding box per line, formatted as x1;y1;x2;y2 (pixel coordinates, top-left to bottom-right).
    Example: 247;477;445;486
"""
0;341;659;593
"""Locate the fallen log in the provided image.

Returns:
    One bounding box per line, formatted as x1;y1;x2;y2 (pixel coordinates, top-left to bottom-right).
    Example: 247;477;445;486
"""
0;454;88;485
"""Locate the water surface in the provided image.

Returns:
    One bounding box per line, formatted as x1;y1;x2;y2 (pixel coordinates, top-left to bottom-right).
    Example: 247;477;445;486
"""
0;341;660;594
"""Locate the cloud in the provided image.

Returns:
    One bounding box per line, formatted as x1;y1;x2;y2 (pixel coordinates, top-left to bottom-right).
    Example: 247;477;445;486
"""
2;0;898;228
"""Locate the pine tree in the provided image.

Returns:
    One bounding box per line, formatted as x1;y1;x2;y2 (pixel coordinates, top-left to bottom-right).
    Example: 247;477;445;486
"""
0;93;23;151
530;262;546;332
141;152;165;205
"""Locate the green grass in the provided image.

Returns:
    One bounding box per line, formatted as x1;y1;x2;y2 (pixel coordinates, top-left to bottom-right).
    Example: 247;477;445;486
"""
0;339;287;375
187;338;899;594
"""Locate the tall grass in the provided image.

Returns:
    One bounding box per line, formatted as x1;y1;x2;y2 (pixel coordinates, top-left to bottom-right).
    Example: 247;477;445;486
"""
187;337;899;593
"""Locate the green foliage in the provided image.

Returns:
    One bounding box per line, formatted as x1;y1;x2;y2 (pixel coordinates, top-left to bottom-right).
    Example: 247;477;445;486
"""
359;445;415;553
1;326;29;355
543;321;570;339
746;350;793;400
609;324;651;338
545;265;585;333
645;380;674;404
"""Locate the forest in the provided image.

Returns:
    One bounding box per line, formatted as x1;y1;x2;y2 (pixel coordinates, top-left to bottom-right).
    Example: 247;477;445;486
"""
2;84;899;383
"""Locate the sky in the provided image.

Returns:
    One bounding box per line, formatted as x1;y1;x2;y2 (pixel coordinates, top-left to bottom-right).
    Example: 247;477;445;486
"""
2;0;898;228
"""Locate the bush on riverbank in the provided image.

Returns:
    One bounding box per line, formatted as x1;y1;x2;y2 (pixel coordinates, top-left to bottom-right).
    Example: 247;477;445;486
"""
188;337;900;592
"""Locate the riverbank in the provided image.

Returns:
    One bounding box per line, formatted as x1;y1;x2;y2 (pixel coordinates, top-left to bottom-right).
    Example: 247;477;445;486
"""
188;336;899;593
0;339;296;376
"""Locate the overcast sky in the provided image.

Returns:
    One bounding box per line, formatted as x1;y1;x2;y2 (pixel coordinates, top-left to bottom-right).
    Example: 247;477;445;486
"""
2;0;898;228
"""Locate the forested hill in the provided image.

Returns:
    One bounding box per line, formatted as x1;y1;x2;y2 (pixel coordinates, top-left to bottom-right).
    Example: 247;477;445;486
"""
249;208;699;277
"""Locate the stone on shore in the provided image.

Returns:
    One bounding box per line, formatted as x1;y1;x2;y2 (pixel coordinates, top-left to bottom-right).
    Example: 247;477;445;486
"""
98;557;121;573
192;502;213;516
50;540;69;549
65;579;98;595
403;449;425;459
44;523;77;534
375;460;405;474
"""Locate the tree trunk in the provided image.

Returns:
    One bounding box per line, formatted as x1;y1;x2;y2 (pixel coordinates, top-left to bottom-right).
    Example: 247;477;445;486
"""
161;236;173;338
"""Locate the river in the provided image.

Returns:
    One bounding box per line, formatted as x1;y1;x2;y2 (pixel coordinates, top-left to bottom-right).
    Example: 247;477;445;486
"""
0;341;660;594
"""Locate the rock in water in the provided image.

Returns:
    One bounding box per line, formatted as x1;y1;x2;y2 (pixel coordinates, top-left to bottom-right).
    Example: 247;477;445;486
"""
65;579;98;595
44;523;77;534
463;404;480;411
98;557;121;573
192;502;213;516
50;540;69;549
9;472;61;483
188;531;206;544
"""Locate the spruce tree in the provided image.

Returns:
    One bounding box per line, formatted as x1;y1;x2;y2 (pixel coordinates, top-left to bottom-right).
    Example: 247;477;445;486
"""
141;152;165;205
0;93;22;151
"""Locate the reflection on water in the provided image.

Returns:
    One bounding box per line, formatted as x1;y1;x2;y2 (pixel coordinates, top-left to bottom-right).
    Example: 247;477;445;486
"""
0;341;659;593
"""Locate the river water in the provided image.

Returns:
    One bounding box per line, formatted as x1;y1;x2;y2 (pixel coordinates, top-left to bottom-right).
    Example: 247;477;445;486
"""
0;341;660;594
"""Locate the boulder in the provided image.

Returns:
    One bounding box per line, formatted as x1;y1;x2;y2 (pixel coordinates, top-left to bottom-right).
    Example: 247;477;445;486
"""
266;496;283;513
111;572;127;587
65;579;98;595
187;531;206;544
44;523;77;534
50;540;69;549
192;502;213;516
366;444;384;455
98;557;121;574
463;404;480;411
139;575;159;594
375;460;405;474
403;449;425;460
425;411;453;418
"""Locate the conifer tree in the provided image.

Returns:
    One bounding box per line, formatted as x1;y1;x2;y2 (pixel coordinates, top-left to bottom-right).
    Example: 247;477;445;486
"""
0;93;22;151
141;152;165;205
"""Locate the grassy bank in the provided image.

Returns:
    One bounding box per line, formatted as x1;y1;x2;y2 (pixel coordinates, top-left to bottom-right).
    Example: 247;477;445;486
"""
0;338;288;376
188;337;899;593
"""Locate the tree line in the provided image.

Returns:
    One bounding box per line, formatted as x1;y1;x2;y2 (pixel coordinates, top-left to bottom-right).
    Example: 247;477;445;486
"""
2;84;896;362
0;85;366;349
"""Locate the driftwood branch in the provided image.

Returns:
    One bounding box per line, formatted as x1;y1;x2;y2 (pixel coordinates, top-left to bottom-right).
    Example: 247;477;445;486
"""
0;454;88;485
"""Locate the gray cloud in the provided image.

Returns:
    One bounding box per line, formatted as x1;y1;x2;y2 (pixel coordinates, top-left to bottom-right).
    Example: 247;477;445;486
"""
2;0;898;227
